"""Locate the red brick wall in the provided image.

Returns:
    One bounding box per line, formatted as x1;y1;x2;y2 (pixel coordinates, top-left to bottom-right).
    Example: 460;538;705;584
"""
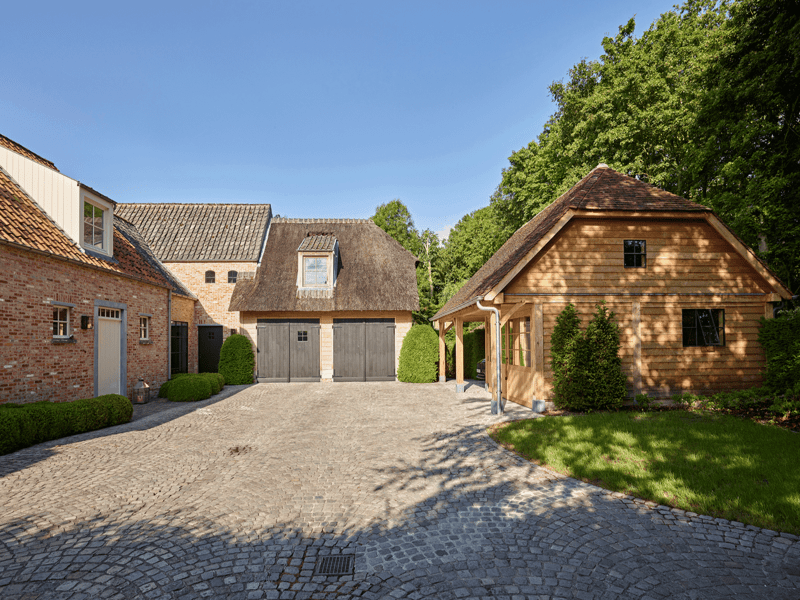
0;244;171;404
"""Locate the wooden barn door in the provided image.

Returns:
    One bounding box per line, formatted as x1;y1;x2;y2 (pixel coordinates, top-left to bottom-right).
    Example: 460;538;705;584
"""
365;320;396;381
257;321;289;382
333;318;395;381
289;321;321;382
257;319;320;382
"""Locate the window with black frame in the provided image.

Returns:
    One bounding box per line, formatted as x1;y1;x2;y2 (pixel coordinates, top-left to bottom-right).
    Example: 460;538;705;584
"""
682;309;725;347
624;240;646;268
171;321;189;373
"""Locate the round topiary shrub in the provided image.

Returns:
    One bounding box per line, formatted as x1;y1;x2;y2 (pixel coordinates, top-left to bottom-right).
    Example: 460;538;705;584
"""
398;324;440;383
167;377;212;402
200;372;221;395
218;334;255;385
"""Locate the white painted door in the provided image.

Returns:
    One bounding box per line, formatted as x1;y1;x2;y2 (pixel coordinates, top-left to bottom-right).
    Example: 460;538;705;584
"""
97;308;122;395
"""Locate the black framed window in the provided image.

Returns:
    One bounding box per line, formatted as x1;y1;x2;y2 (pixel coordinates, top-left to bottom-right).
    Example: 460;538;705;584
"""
228;270;237;283
624;240;646;268
297;330;308;342
205;270;215;284
682;309;725;347
171;321;188;373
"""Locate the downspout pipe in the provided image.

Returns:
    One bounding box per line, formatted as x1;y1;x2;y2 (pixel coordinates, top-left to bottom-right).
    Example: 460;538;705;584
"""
476;299;503;415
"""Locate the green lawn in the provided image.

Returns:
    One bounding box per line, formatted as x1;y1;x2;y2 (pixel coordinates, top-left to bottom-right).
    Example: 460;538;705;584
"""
490;411;800;535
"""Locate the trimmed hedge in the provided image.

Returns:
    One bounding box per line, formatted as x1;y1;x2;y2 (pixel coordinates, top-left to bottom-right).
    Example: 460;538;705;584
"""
398;324;439;383
758;307;800;393
218;334;255;385
0;394;133;456
158;373;225;402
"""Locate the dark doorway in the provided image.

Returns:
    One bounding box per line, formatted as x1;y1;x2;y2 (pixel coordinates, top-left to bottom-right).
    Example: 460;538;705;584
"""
333;319;395;382
171;322;188;374
256;319;320;382
198;325;223;373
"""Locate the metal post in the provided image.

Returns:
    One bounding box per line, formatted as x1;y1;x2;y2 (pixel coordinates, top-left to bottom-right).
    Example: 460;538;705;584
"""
476;299;503;414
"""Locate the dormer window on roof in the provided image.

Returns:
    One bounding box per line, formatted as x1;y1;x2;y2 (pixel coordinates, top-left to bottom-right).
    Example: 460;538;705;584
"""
80;188;114;258
296;233;339;298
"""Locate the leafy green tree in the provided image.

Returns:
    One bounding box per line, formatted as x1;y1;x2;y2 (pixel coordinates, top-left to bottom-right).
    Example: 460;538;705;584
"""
438;205;506;286
584;303;627;409
372;199;422;255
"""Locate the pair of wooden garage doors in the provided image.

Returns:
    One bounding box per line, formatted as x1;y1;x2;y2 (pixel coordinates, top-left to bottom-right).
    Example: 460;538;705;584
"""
256;318;396;382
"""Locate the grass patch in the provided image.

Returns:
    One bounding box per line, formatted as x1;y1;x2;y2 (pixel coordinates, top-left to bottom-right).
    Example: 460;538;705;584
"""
490;411;800;535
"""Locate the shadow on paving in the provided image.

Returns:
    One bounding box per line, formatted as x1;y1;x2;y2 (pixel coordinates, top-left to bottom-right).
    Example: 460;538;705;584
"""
1;418;798;599
0;385;253;479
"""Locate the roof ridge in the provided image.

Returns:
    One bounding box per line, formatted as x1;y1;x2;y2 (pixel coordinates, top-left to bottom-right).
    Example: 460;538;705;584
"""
118;202;272;207
274;217;372;224
570;165;607;209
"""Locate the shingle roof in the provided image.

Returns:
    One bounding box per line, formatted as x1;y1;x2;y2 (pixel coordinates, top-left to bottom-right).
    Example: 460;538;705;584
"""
115;203;272;262
297;234;337;252
0;134;59;171
432;165;711;321
229;218;419;312
0;166;189;295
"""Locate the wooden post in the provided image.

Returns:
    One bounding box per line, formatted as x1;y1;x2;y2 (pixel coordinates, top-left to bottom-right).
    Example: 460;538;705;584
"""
455;317;464;392
764;299;774;320
533;303;544;401
438;321;446;382
632;301;642;396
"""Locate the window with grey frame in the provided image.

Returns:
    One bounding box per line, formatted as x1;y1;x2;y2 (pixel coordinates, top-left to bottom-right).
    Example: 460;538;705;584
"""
53;306;70;338
682;309;725;347
228;270;237;283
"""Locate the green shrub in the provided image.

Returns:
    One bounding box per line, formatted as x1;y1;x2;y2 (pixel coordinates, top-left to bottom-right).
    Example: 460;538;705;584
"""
398;324;440;383
634;393;652;411
165;376;212;402
200;372;221;395
0;394;132;455
758;307;800;393
551;302;626;411
218;334;255;385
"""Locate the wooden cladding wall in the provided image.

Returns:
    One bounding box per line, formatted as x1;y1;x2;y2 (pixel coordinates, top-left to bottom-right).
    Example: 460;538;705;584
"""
506;218;772;296
487;296;767;405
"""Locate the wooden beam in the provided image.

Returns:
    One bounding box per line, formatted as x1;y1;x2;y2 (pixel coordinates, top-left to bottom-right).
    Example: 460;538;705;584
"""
500;301;529;327
533;303;544;400
572;210;710;220
455;317;464;387
632;301;642;395
703;213;792;298
492;293;504;305
439;322;446;382
485;209;576;302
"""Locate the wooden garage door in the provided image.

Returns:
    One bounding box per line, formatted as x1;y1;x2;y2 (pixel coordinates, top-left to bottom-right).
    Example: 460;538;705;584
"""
256;319;320;382
333;318;395;382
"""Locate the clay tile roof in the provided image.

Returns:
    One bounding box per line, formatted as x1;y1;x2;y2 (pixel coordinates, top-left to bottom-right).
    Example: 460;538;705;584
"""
297;234;337;252
115;203;272;262
432;165;711;321
0;166;187;294
229;219;419;312
0;134;58;171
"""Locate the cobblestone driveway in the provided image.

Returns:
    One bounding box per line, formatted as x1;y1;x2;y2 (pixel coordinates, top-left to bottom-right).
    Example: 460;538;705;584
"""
1;382;798;600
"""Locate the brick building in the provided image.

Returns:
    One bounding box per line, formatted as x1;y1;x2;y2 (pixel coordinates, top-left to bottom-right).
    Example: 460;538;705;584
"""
0;136;195;403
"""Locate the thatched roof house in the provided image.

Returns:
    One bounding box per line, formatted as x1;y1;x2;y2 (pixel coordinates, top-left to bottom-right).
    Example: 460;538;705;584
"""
232;218;419;383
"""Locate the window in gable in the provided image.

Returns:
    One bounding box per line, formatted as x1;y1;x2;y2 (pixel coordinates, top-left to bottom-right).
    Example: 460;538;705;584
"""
53;307;70;338
205;270;215;284
303;256;328;286
228;270;237;283
682;309;725;347
624;240;646;268
83;201;106;251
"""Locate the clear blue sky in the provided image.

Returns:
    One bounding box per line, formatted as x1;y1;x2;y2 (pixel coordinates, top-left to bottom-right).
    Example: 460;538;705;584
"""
3;0;676;240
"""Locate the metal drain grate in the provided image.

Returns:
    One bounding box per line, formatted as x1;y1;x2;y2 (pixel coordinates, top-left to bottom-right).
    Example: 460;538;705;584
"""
315;555;354;576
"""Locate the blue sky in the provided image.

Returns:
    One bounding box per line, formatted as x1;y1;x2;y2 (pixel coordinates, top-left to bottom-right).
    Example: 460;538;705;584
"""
3;0;677;240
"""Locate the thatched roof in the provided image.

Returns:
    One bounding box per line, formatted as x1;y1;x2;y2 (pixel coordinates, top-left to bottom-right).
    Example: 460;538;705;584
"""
229;218;419;312
432;165;711;321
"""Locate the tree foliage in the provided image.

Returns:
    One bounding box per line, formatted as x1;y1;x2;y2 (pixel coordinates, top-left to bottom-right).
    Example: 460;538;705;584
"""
493;0;800;294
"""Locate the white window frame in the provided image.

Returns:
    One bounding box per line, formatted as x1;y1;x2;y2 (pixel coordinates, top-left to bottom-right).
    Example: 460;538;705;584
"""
53;306;70;338
302;255;329;287
80;190;114;257
139;316;150;340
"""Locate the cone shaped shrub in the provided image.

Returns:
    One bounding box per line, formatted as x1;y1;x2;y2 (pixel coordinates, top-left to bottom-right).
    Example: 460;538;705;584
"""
218;334;255;385
398;324;439;383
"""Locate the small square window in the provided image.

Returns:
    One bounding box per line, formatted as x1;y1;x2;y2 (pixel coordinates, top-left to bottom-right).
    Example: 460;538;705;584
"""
205;270;215;284
53;307;69;337
139;316;150;340
228;270;238;284
297;330;308;342
682;309;725;347
624;240;646;268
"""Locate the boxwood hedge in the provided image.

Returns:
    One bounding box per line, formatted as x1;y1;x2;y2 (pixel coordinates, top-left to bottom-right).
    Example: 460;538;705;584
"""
0;394;133;456
158;372;225;402
218;334;255;385
398;324;439;383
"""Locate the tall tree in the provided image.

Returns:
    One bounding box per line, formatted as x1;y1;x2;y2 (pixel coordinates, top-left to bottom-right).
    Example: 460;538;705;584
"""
438;205;505;287
371;199;421;255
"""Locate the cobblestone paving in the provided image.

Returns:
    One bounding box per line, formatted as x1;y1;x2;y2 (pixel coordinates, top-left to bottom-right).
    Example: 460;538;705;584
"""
1;382;798;600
